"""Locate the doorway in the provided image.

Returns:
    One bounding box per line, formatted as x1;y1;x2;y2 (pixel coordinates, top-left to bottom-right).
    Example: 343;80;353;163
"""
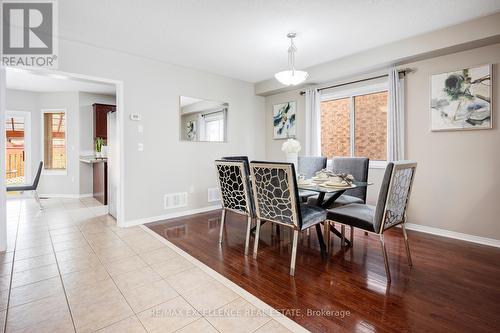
5;111;31;185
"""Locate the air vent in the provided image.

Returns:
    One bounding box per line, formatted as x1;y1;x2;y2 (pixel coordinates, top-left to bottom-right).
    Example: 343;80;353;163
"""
208;188;221;203
164;192;188;210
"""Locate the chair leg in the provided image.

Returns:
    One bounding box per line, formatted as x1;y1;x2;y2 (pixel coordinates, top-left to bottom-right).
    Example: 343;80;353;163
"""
379;234;391;283
244;216;252;255
34;191;43;210
253;218;261;259
341;225;345;247
323;221;330;254
290;230;299;276
350;226;354;247
218;209;226;244
402;224;413;266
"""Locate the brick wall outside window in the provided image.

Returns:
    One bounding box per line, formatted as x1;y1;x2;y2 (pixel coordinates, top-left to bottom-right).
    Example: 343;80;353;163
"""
320;91;388;161
321;98;350;158
354;91;388;161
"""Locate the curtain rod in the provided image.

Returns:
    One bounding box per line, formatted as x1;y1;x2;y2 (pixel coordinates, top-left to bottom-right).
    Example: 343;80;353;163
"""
299;68;411;96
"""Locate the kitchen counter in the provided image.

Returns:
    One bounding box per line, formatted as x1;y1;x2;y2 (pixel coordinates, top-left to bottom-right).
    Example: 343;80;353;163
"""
80;155;108;204
79;156;107;164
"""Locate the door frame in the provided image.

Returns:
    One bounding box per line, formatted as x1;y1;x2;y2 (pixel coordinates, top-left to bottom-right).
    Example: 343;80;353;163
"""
5;110;32;184
2;66;125;227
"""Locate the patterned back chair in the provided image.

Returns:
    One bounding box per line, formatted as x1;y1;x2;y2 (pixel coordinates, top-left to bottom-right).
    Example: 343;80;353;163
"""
326;161;417;282
373;161;417;234
215;160;254;255
250;161;327;276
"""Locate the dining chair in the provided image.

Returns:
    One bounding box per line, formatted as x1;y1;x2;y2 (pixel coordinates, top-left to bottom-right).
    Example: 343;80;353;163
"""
297;156;327;202
250;161;327;276
221;156;250;176
326;161;417;282
307;157;369;244
215;160;255;255
6;161;44;210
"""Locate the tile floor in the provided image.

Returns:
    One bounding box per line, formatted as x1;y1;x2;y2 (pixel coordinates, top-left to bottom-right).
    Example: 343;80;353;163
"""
1;196;304;333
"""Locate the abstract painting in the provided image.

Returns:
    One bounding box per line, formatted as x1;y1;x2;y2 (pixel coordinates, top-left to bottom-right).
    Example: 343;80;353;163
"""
430;64;492;131
273;101;297;139
186;120;196;141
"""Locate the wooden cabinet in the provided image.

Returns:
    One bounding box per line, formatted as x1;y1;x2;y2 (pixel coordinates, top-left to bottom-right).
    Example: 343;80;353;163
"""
92;103;115;205
93;161;107;205
93;104;116;140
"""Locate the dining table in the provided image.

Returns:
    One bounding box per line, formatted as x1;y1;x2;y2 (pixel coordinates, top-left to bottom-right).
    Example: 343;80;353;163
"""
298;180;371;250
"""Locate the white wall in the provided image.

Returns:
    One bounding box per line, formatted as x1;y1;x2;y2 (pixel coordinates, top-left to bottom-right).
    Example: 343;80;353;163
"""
264;43;500;240
5;89;41;183
6;90;84;196
37;92;80;195
78;92;116;195
0;69;7;252
56;39;265;223
404;43;500;240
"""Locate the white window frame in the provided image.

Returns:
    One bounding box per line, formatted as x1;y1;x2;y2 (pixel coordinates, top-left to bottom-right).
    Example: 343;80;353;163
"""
321;82;388;169
41;108;67;175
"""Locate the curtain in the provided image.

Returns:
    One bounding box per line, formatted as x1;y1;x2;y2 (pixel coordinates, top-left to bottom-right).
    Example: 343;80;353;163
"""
304;88;321;156
387;68;405;161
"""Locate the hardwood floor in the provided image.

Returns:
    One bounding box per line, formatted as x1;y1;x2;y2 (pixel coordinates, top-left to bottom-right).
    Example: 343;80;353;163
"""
147;210;500;333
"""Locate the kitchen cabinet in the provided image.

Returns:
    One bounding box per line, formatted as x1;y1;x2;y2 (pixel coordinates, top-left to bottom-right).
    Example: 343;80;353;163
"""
93;104;116;140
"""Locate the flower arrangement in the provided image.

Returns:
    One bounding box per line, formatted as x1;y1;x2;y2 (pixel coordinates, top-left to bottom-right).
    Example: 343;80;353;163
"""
281;138;301;154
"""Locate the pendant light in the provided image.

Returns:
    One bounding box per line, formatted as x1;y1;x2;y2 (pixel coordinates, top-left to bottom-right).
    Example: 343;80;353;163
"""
274;33;309;86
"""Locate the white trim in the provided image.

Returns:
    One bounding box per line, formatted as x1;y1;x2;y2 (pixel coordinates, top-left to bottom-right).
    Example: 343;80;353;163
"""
119;204;222;228
6;67;125;227
5;110;32;184
369;160;387;169
141;225;309;333
405;223;500;248
41;108;68;175
37;193;94;199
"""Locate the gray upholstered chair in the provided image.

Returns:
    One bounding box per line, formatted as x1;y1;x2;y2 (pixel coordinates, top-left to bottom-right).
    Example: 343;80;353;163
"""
215;160;254;255
297;156;327;202
307;157;369;207
7;161;44;210
250;161;327;276
327;161;417;282
307;157;369;243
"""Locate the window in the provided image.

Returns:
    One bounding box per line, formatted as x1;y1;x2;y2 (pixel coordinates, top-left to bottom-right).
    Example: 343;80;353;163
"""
43;110;66;170
321;86;388;162
202;111;225;142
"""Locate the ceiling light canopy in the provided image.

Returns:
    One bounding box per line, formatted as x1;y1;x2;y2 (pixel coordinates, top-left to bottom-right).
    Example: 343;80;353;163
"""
274;33;309;86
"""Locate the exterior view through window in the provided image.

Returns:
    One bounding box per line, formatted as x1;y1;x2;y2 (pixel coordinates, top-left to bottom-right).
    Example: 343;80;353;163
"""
321;90;388;161
43;111;66;170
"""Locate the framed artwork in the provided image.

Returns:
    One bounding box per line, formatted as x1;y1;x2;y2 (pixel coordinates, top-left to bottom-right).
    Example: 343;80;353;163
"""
273;101;297;139
430;64;492;131
186;120;196;141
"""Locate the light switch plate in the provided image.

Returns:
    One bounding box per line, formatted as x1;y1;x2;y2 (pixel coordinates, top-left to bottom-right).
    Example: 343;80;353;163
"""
130;114;141;121
138;143;144;151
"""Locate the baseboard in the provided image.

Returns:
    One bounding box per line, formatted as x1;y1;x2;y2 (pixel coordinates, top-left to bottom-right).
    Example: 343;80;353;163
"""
405;223;500;248
38;193;93;199
119;204;222;228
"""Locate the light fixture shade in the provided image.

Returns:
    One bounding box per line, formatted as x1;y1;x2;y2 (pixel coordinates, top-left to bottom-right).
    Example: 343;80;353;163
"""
274;70;309;86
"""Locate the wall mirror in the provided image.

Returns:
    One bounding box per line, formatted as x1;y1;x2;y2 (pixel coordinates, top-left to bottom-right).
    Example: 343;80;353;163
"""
179;96;228;142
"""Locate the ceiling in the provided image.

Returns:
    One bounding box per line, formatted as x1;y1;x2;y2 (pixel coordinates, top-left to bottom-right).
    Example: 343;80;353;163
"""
59;0;500;83
6;69;116;95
